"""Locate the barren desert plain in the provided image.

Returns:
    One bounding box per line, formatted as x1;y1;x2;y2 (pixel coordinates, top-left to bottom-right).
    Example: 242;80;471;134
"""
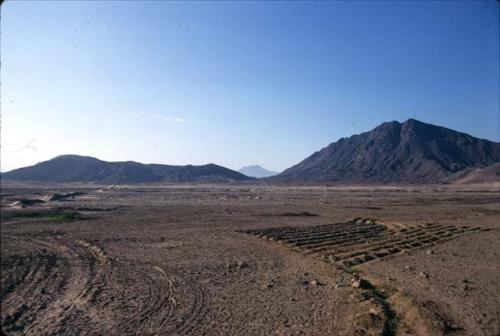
1;182;499;336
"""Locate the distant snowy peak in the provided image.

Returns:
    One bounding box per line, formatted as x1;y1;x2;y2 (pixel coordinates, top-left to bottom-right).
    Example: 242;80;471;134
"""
239;165;278;178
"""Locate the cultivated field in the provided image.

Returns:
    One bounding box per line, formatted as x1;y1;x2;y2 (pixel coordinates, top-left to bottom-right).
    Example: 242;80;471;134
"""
1;183;499;335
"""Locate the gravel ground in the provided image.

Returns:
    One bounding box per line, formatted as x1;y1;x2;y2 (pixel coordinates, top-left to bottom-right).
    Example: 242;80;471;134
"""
1;183;499;335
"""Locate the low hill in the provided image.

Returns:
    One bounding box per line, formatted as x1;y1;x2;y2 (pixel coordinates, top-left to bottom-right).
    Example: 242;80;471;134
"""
2;155;252;184
449;163;500;184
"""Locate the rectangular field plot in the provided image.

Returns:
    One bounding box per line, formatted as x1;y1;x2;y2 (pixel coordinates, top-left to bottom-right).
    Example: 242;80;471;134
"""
242;219;488;267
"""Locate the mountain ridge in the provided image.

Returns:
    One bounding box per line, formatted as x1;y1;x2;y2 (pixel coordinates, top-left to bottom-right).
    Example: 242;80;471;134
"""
3;119;499;185
2;155;252;184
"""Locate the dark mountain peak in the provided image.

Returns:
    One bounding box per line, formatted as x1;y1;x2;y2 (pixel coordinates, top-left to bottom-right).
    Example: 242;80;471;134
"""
374;118;435;138
274;119;500;184
401;118;437;131
371;120;402;137
379;119;401;127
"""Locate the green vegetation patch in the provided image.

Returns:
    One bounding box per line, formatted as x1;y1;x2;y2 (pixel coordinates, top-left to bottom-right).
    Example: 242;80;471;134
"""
46;211;82;222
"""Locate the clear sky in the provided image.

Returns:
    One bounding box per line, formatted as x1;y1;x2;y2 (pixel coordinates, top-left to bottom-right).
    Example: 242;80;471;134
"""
1;1;499;172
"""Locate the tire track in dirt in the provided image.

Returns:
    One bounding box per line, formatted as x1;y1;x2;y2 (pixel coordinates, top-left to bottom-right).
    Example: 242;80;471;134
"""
168;270;209;336
1;235;209;335
111;264;173;335
1;237;71;334
37;238;111;334
1;236;107;335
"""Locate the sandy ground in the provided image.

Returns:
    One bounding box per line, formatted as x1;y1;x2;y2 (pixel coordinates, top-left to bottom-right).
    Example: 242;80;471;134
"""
1;183;499;335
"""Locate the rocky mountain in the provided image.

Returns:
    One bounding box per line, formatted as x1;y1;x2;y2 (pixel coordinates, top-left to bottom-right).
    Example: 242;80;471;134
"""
273;119;500;184
239;165;278;178
2;155;252;184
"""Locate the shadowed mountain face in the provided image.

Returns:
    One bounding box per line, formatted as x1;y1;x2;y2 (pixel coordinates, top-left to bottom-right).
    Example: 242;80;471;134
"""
2;155;252;183
239;165;278;178
274;119;500;184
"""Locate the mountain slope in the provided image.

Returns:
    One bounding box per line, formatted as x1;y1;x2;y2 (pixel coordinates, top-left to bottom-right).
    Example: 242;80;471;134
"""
239;165;278;178
2;155;252;183
273;119;500;184
448;163;500;184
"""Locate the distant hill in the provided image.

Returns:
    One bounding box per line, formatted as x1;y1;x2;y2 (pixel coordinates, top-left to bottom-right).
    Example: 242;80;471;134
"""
2;155;252;184
272;119;500;184
449;163;500;184
239;165;278;178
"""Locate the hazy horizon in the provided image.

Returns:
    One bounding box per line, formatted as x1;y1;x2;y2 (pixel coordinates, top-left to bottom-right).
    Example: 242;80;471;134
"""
2;1;499;172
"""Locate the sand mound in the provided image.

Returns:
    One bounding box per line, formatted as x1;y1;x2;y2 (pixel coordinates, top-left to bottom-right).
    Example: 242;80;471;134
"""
10;199;45;208
43;192;86;202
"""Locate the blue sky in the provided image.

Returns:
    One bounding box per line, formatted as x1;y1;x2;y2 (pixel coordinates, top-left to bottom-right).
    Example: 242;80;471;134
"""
2;1;499;172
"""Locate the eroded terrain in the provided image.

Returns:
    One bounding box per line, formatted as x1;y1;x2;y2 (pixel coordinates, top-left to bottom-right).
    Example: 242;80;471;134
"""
1;183;499;335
